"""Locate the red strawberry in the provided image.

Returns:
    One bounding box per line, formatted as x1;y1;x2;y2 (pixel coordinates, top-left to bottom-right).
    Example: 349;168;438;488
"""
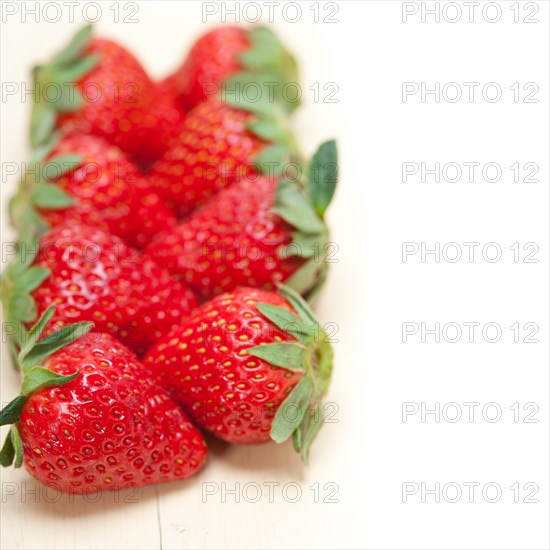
151;27;300;216
125;259;200;357
162;26;249;109
162;26;299;110
1;223;198;357
10;133;177;249
147;97;267;216
0;310;207;493
144;286;333;461
145;141;338;300
30;25;184;164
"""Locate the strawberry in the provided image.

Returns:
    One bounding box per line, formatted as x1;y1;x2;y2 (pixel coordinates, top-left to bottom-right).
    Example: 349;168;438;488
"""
144;286;333;461
0;309;207;493
124;259;200;357
150;27;301;217
10;133;177;249
162;26;295;110
147;97;267;216
30;25;184;164
144;141;338;300
0;223;198;358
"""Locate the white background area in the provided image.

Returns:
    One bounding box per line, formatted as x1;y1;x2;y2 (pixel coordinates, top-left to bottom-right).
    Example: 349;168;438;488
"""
1;1;549;549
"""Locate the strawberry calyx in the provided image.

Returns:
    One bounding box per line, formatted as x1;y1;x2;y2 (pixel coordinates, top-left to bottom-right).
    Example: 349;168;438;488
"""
0;244;52;364
220;27;301;173
30;24;98;148
247;285;334;462
222;87;300;173
10;132;81;245
231;26;300;114
272;140;338;298
0;306;93;468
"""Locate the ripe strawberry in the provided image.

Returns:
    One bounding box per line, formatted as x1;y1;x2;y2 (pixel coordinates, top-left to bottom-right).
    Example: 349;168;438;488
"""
145;141;338;300
150;27;300;216
10;133;177;249
162;26;297;110
124;259;200;356
0;309;207;493
147;97;267;216
144;286;333;461
163;26;249;109
1;223;198;357
30;25;184;164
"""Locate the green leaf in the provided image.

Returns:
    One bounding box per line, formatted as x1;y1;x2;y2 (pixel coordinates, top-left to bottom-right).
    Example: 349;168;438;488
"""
43;154;82;177
254;144;291;175
283;257;325;297
222;82;274;117
51;24;94;66
316;340;334;396
21;367;80;396
56;54;99;84
30;132;62;164
273;180;325;235
54;87;84;112
241;27;282;69
9;189;28;228
289;231;329;259
8;293;37;323
248;342;308;371
292;428;301;453
32;182;75;208
293;405;324;463
221;27;301;152
256;284;335;461
230;68;299;108
19;306;55;362
277;284;317;326
13;267;50;293
0;433;15;467
256;303;309;341
4;252;32;279
9;187;49;244
270;375;314;443
222;71;300;142
20;321;93;372
241;27;299;106
30;102;56;148
248;118;290;144
308;140;338;218
18;208;49;247
0;396;28;426
10;426;24;468
249;27;299;114
29;25;96;147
